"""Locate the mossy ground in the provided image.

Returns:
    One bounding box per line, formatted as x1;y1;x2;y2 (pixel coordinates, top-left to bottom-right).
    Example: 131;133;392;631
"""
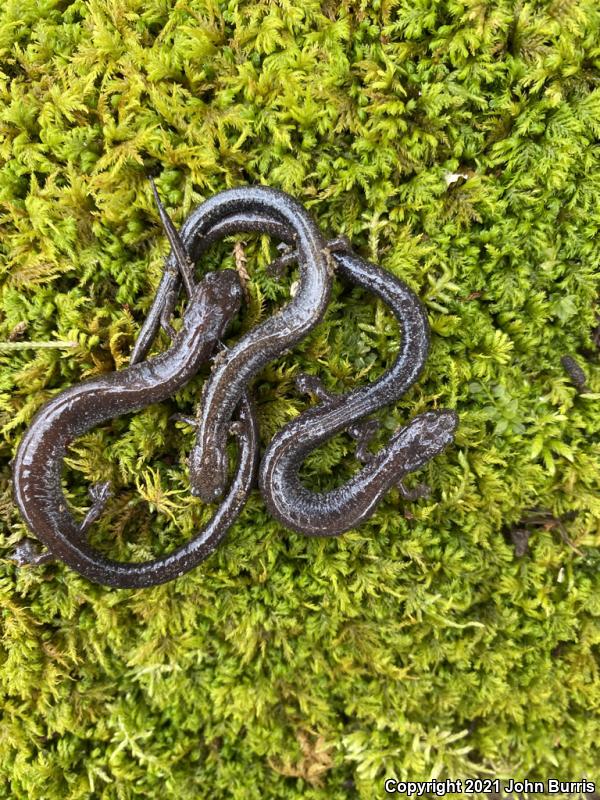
1;1;599;798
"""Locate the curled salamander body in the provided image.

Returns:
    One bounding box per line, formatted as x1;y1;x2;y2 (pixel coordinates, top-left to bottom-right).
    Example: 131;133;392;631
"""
130;187;332;504
150;201;457;536
11;184;458;586
12;270;257;588
258;250;458;535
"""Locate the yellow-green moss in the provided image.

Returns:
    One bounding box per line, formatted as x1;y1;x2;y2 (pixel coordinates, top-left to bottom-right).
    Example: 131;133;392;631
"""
1;1;599;798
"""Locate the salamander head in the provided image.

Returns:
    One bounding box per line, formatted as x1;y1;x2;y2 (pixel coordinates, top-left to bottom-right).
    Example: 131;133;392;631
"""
183;269;243;337
198;269;243;317
188;443;228;503
389;409;458;476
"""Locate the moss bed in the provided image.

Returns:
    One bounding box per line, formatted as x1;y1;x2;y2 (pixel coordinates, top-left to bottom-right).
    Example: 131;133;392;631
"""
0;1;599;797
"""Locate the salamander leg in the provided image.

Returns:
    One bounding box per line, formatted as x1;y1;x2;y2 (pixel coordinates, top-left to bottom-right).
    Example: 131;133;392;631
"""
80;481;112;534
267;242;296;278
323;234;352;256
348;418;380;463
173;405;241;435
210;340;233;371
10;537;55;566
295;373;380;463
268;235;352;278
159;286;178;340
171;413;197;428
397;480;431;501
10;481;112;568
295;372;335;403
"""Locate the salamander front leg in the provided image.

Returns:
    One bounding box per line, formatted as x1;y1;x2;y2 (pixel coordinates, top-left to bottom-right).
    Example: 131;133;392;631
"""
323;235;352;258
10;537;55;567
348;418;380;463
268;235;352;278
159;286;178;340
397;480;431;501
295;373;380;463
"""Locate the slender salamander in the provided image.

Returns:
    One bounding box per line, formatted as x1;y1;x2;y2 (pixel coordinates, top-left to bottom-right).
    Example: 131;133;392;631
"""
258;249;458;535
128;187;332;504
12;270;258;588
157;200;458;536
12;184;458;582
143;200;457;535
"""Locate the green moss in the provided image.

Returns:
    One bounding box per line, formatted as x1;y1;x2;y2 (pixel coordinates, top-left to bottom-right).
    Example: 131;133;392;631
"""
1;0;599;797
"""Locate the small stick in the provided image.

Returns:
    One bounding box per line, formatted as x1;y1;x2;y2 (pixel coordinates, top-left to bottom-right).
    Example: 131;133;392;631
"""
149;177;196;297
560;355;587;393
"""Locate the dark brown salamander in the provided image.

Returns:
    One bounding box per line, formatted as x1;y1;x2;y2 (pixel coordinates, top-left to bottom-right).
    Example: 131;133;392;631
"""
129;187;332;504
11;269;258;588
12;184;458;584
258;249;458;535
158;202;457;535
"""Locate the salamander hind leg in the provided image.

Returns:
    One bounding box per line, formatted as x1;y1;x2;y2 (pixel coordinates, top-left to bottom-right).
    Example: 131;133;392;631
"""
267;242;297;278
171;413;197;428
295;373;334;403
9;481;111;568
